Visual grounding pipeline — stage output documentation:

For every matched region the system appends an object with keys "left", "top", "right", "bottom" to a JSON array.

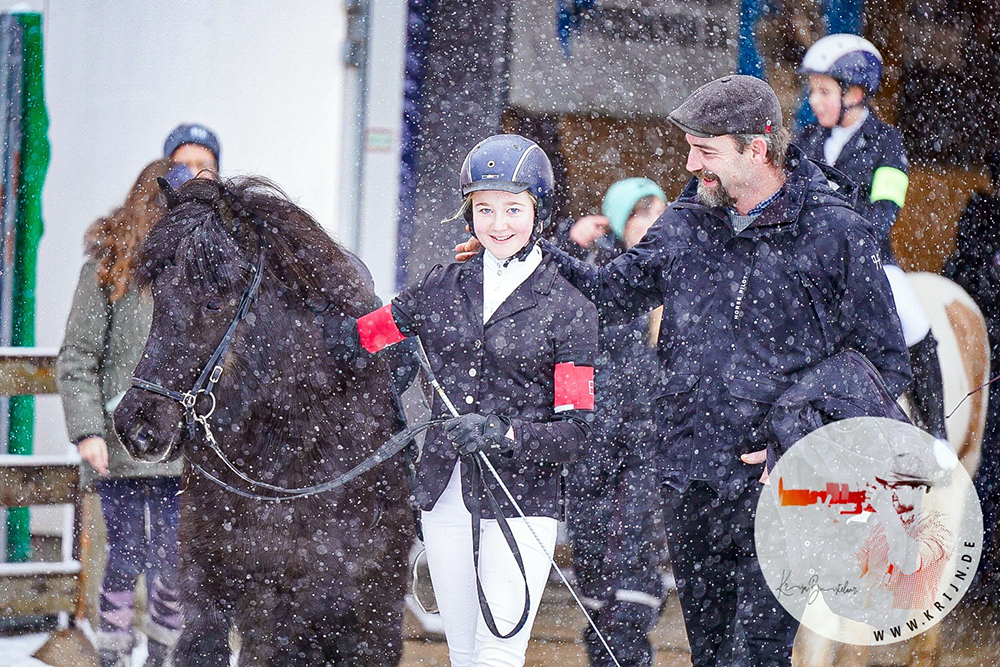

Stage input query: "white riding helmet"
[{"left": 800, "top": 34, "right": 883, "bottom": 97}]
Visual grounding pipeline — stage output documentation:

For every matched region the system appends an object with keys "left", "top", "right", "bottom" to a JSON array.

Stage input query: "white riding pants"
[
  {"left": 883, "top": 264, "right": 931, "bottom": 347},
  {"left": 422, "top": 462, "right": 558, "bottom": 667}
]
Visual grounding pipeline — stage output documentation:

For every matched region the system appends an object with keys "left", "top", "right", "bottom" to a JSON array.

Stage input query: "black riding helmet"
[{"left": 459, "top": 134, "right": 554, "bottom": 261}]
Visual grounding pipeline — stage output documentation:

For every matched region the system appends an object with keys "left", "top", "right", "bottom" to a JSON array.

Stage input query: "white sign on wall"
[{"left": 508, "top": 0, "right": 739, "bottom": 118}]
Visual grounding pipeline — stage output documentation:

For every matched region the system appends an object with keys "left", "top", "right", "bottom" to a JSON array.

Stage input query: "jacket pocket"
[
  {"left": 793, "top": 267, "right": 836, "bottom": 356},
  {"left": 725, "top": 374, "right": 792, "bottom": 452},
  {"left": 652, "top": 373, "right": 700, "bottom": 428},
  {"left": 725, "top": 374, "right": 790, "bottom": 406}
]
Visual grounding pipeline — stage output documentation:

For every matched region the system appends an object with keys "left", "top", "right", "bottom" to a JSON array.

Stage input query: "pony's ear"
[
  {"left": 157, "top": 177, "right": 181, "bottom": 209},
  {"left": 217, "top": 186, "right": 242, "bottom": 236}
]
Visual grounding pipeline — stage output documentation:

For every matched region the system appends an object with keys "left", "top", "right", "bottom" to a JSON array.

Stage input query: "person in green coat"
[{"left": 57, "top": 158, "right": 191, "bottom": 667}]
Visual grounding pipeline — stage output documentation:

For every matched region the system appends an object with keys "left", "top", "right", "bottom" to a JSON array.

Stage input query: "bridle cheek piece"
[
  {"left": 127, "top": 248, "right": 432, "bottom": 503},
  {"left": 130, "top": 252, "right": 265, "bottom": 460}
]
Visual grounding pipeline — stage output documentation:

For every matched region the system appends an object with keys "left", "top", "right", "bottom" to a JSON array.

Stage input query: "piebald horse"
[{"left": 793, "top": 272, "right": 989, "bottom": 666}]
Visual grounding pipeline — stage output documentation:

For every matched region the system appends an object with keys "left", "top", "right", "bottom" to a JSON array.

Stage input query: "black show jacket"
[{"left": 389, "top": 250, "right": 599, "bottom": 519}]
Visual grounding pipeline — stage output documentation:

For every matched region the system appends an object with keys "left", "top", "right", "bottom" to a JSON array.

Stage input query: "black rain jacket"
[
  {"left": 795, "top": 113, "right": 909, "bottom": 263},
  {"left": 545, "top": 146, "right": 911, "bottom": 493}
]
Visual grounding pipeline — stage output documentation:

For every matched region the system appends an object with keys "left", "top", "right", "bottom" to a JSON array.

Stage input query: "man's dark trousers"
[{"left": 662, "top": 479, "right": 797, "bottom": 666}]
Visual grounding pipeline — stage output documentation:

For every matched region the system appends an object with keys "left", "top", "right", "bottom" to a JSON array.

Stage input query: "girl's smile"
[{"left": 472, "top": 189, "right": 536, "bottom": 260}]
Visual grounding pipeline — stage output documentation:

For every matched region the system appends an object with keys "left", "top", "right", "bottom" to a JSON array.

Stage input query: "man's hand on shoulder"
[
  {"left": 569, "top": 214, "right": 610, "bottom": 249},
  {"left": 455, "top": 236, "right": 481, "bottom": 262}
]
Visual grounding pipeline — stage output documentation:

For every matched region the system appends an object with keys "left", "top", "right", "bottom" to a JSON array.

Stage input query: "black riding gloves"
[
  {"left": 315, "top": 305, "right": 362, "bottom": 365},
  {"left": 443, "top": 413, "right": 514, "bottom": 456}
]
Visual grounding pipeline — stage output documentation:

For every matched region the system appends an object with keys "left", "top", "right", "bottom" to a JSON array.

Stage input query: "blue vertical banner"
[
  {"left": 395, "top": 0, "right": 435, "bottom": 291},
  {"left": 737, "top": 0, "right": 768, "bottom": 79},
  {"left": 824, "top": 0, "right": 863, "bottom": 35}
]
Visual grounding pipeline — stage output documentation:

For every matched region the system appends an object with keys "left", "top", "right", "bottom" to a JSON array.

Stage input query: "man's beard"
[{"left": 696, "top": 170, "right": 736, "bottom": 209}]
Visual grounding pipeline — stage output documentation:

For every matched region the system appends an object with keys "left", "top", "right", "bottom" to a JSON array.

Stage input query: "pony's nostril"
[{"left": 129, "top": 424, "right": 156, "bottom": 454}]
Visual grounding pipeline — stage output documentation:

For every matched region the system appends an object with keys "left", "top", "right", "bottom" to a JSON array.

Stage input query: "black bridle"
[
  {"left": 128, "top": 249, "right": 423, "bottom": 502},
  {"left": 130, "top": 251, "right": 266, "bottom": 459}
]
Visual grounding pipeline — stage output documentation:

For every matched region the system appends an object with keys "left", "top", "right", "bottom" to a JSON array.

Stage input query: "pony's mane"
[{"left": 137, "top": 176, "right": 376, "bottom": 316}]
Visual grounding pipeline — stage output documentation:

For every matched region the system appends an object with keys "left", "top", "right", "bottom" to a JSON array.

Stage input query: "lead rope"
[
  {"left": 412, "top": 338, "right": 622, "bottom": 667},
  {"left": 187, "top": 419, "right": 445, "bottom": 502},
  {"left": 945, "top": 371, "right": 1000, "bottom": 419}
]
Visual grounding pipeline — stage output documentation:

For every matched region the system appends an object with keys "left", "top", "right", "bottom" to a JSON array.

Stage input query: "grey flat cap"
[{"left": 668, "top": 75, "right": 782, "bottom": 138}]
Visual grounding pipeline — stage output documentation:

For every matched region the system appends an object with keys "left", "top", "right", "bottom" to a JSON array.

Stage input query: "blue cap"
[
  {"left": 459, "top": 134, "right": 555, "bottom": 228},
  {"left": 602, "top": 178, "right": 667, "bottom": 239},
  {"left": 163, "top": 123, "right": 221, "bottom": 167}
]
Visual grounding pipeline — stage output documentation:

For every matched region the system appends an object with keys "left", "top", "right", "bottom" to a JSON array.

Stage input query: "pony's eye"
[{"left": 205, "top": 299, "right": 223, "bottom": 311}]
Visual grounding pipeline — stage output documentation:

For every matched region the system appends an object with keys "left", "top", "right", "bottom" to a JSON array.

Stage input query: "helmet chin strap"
[
  {"left": 502, "top": 219, "right": 544, "bottom": 267},
  {"left": 837, "top": 88, "right": 866, "bottom": 126}
]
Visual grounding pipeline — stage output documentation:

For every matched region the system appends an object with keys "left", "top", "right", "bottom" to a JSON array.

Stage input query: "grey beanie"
[
  {"left": 163, "top": 123, "right": 221, "bottom": 166},
  {"left": 668, "top": 75, "right": 782, "bottom": 138}
]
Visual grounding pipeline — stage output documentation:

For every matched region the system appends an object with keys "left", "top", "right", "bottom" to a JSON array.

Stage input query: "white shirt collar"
[
  {"left": 824, "top": 108, "right": 869, "bottom": 166},
  {"left": 482, "top": 244, "right": 542, "bottom": 323}
]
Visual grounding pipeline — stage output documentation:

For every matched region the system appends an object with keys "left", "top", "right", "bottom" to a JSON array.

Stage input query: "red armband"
[
  {"left": 554, "top": 362, "right": 595, "bottom": 412},
  {"left": 357, "top": 304, "right": 406, "bottom": 353}
]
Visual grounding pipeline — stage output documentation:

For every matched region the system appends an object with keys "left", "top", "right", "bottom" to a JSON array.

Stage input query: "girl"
[
  {"left": 330, "top": 134, "right": 598, "bottom": 665},
  {"left": 796, "top": 34, "right": 946, "bottom": 440},
  {"left": 58, "top": 159, "right": 192, "bottom": 667}
]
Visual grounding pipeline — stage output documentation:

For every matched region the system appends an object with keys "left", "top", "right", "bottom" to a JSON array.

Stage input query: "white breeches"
[
  {"left": 421, "top": 463, "right": 557, "bottom": 667},
  {"left": 883, "top": 264, "right": 931, "bottom": 347}
]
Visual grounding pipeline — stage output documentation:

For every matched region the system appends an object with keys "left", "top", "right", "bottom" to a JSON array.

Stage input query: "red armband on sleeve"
[
  {"left": 554, "top": 362, "right": 595, "bottom": 412},
  {"left": 357, "top": 304, "right": 406, "bottom": 353}
]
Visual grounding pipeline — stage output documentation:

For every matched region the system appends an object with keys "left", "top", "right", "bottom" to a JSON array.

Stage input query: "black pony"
[{"left": 113, "top": 177, "right": 411, "bottom": 665}]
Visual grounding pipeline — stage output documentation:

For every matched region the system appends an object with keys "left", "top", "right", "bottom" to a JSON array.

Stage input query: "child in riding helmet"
[
  {"left": 327, "top": 134, "right": 598, "bottom": 666},
  {"left": 795, "top": 33, "right": 947, "bottom": 440},
  {"left": 563, "top": 177, "right": 668, "bottom": 265},
  {"left": 562, "top": 178, "right": 671, "bottom": 666}
]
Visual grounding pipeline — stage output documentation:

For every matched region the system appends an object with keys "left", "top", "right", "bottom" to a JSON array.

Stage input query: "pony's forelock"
[{"left": 135, "top": 176, "right": 373, "bottom": 314}]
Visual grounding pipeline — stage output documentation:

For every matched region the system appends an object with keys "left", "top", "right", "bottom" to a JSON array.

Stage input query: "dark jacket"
[
  {"left": 794, "top": 113, "right": 909, "bottom": 262},
  {"left": 944, "top": 190, "right": 1000, "bottom": 356},
  {"left": 552, "top": 230, "right": 662, "bottom": 452},
  {"left": 765, "top": 349, "right": 910, "bottom": 470},
  {"left": 390, "top": 250, "right": 599, "bottom": 519},
  {"left": 592, "top": 312, "right": 661, "bottom": 451},
  {"left": 545, "top": 146, "right": 911, "bottom": 493}
]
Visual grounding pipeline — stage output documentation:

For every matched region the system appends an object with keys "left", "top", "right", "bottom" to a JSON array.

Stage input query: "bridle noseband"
[{"left": 130, "top": 251, "right": 266, "bottom": 457}]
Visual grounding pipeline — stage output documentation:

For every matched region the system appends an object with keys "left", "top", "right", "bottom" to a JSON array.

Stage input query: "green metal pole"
[{"left": 5, "top": 11, "right": 48, "bottom": 562}]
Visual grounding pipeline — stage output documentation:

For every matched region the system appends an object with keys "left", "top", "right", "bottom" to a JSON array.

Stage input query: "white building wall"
[{"left": 0, "top": 2, "right": 352, "bottom": 531}]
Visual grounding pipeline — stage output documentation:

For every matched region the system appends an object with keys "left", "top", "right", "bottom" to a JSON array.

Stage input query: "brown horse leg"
[
  {"left": 174, "top": 605, "right": 231, "bottom": 666},
  {"left": 833, "top": 642, "right": 869, "bottom": 666},
  {"left": 354, "top": 520, "right": 409, "bottom": 665},
  {"left": 234, "top": 579, "right": 280, "bottom": 666},
  {"left": 356, "top": 592, "right": 404, "bottom": 665},
  {"left": 259, "top": 579, "right": 363, "bottom": 666},
  {"left": 909, "top": 625, "right": 942, "bottom": 667}
]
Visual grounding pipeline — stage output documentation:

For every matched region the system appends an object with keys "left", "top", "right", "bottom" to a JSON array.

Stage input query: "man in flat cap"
[{"left": 456, "top": 75, "right": 911, "bottom": 664}]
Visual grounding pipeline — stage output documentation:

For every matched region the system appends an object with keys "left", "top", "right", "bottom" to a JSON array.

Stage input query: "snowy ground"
[
  {"left": 0, "top": 632, "right": 51, "bottom": 667},
  {"left": 0, "top": 622, "right": 148, "bottom": 667},
  {"left": 4, "top": 589, "right": 999, "bottom": 665}
]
